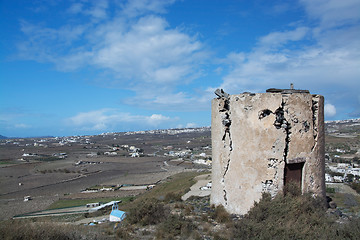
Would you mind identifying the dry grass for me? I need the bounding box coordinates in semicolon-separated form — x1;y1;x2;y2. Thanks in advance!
2;172;360;240
127;198;168;226
211;205;231;223
0;219;105;240
119;171;204;211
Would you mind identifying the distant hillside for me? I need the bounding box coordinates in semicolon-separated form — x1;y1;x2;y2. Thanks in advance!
0;135;8;139
325;118;360;136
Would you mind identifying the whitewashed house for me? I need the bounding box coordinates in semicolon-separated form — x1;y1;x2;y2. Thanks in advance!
325;173;333;182
130;152;139;157
109;202;126;222
333;175;344;183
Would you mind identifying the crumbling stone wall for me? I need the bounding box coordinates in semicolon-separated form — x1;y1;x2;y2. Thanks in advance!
211;90;325;215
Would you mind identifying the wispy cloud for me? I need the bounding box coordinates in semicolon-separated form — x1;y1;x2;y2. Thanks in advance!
85;1;109;20
14;123;31;129
66;108;177;132
300;0;360;28
120;0;176;18
17;0;206;111
0;112;31;130
258;27;309;48
67;3;83;14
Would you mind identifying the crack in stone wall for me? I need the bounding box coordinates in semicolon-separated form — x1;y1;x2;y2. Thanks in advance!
258;99;295;163
219;97;232;205
258;97;292;197
311;97;319;152
273;99;291;163
258;99;293;198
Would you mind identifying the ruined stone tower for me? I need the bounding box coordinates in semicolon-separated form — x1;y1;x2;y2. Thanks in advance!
211;88;325;215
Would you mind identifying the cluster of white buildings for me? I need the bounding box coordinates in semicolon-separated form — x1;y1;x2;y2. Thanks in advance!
75;160;103;165
163;144;212;166
326;163;360;183
104;151;118;156
1;135;98;148
165;149;192;158
124;127;211;136
120;145;143;157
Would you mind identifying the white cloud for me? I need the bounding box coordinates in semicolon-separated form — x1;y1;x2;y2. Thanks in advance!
18;21;88;63
92;15;202;85
176;122;200;129
67;3;83;14
14;123;31;129
146;114;171;125
18;1;205;109
0;110;33;130
186;123;197;128
67;109;176;131
258;27;309;48
120;0;175;18
125;90;212;111
216;0;360;119
324;103;336;117
300;0;360;28
85;1;109;20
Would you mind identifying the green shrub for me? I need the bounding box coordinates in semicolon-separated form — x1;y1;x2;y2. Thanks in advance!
211;205;231;223
230;191;360;240
164;191;182;203
350;182;360;194
326;187;336;193
184;205;194;215
127;198;167;226
156;214;195;239
283;180;301;196
115;224;134;240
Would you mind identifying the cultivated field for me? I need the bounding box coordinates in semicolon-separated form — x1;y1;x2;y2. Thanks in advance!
0;129;211;220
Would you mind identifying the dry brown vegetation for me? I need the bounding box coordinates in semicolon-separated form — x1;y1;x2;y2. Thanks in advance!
1;172;360;239
0;220;107;240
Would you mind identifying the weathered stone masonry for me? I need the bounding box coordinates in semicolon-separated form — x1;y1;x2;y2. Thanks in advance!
211;89;326;215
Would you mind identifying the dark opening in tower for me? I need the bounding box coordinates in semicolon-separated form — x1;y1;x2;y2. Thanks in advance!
284;162;304;194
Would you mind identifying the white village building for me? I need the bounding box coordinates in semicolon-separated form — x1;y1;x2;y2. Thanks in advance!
109;202;126;222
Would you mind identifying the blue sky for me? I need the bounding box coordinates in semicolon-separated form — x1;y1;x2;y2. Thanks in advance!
1;0;359;137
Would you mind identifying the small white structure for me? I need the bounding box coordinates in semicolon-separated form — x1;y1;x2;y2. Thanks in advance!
109;202;126;222
199;153;206;158
325;173;333;183
333;175;344;183
130;152;139;158
200;182;212;190
146;184;156;190
89;200;120;212
24;196;32;201
104;151;117;156
86;202;100;208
